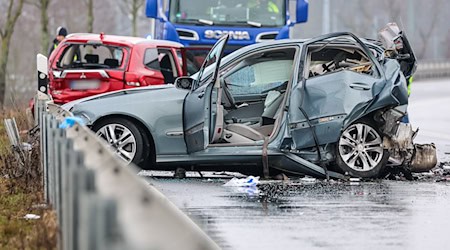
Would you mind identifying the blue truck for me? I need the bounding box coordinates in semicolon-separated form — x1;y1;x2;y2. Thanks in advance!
145;0;308;56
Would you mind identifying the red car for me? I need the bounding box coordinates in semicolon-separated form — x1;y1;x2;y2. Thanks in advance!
47;33;198;104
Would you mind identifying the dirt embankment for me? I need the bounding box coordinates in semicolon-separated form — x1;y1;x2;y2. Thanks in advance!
0;107;57;249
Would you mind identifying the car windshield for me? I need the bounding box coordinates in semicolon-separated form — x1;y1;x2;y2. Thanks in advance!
57;43;129;70
170;0;285;27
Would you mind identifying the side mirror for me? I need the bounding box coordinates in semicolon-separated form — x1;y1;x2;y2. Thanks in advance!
175;76;194;90
145;0;158;18
296;0;308;24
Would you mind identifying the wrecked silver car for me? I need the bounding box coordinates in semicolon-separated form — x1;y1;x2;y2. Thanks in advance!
63;23;436;179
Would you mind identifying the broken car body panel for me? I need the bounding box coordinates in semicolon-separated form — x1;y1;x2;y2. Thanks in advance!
64;24;436;178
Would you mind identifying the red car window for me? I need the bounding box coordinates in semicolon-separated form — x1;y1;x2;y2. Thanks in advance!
143;48;179;78
57;43;129;70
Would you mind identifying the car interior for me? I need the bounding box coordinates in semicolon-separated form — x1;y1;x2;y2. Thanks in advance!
208;47;297;145
57;44;124;69
305;44;376;79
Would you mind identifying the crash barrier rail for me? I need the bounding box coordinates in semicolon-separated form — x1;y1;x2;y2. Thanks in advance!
36;99;220;250
415;61;450;80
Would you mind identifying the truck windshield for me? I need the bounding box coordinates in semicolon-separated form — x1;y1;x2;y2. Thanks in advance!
169;0;285;27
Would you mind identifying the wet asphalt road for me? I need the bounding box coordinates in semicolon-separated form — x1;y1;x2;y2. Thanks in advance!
147;178;450;250
143;79;450;249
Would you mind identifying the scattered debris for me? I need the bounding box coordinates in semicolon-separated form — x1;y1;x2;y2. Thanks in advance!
174;168;186;179
223;176;259;187
349;178;360;185
58;116;85;129
24;214;41;220
300;177;316;184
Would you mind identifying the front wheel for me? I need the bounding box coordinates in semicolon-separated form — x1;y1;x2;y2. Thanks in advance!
336;121;388;178
92;118;149;169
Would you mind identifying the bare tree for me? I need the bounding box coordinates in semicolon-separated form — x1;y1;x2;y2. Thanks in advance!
83;0;94;33
0;0;25;107
115;0;145;36
28;0;51;54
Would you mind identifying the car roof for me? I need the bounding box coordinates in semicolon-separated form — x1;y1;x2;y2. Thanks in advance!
64;33;184;48
228;37;380;55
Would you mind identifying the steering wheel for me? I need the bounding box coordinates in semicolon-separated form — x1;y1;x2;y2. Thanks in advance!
221;78;237;109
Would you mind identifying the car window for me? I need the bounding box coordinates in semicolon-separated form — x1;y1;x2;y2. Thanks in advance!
193;35;228;90
144;48;178;78
305;45;378;78
57;44;127;69
176;49;201;76
224;48;296;96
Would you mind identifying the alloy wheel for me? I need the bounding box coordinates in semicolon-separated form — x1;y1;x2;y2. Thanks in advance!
96;123;137;163
338;123;384;172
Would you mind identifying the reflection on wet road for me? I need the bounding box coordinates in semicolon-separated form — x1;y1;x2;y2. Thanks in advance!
148;178;450;250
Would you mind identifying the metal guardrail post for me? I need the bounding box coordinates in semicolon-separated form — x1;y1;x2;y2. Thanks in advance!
47;118;57;205
66;151;86;250
54;129;65;223
40;103;220;250
4;118;20;148
60;138;74;250
66;123;220;250
98;199;124;250
53;128;65;250
41;112;49;202
3;118;23;170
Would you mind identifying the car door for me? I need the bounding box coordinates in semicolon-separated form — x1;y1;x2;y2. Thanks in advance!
378;23;416;79
140;47;180;85
288;33;385;150
50;43;130;103
223;50;296;125
183;35;229;153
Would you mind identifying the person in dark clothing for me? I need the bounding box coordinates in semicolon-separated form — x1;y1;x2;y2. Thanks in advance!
48;26;68;56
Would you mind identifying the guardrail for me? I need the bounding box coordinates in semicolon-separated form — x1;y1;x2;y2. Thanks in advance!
414;61;450;80
35;98;220;250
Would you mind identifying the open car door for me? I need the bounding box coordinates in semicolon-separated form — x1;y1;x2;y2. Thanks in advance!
378;23;417;79
183;35;229;153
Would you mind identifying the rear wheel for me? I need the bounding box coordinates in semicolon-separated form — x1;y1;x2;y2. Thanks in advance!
336;121;388;178
92;118;149;169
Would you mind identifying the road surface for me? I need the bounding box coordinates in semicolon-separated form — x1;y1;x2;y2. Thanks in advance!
144;78;450;250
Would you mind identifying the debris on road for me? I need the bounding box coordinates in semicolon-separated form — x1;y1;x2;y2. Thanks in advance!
300;177;316;184
349;178;361;185
223;176;259;187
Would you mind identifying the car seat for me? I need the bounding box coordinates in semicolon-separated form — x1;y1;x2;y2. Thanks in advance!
85;54;99;64
104;58;119;68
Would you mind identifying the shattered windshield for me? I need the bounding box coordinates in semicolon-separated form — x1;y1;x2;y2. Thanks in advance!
169;0;285;27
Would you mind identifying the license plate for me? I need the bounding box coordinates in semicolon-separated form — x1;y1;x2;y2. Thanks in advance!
70;80;100;90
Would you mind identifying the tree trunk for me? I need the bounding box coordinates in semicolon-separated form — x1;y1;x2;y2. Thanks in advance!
40;0;50;54
132;0;138;36
87;0;94;33
0;36;11;107
0;0;25;108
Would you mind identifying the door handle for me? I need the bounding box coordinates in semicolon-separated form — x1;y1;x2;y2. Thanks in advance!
198;91;205;98
349;83;370;91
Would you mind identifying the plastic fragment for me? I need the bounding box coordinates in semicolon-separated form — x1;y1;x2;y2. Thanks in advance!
24;214;41;220
59;117;85;129
223;176;260;187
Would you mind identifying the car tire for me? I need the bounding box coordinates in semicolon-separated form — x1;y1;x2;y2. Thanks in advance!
92;117;149;169
335;120;388;178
